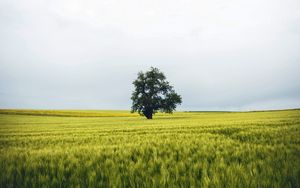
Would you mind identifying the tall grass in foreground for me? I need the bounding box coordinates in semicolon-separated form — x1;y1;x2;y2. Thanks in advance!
0;109;300;187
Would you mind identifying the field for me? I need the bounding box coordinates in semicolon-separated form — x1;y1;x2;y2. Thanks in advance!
0;109;300;187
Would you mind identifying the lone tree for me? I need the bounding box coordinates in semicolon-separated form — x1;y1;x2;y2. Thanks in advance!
131;67;182;119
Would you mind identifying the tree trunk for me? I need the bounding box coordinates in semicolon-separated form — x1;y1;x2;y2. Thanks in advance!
147;113;153;119
143;109;153;119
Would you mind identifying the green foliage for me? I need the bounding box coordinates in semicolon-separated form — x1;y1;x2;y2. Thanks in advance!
0;109;300;187
131;67;182;119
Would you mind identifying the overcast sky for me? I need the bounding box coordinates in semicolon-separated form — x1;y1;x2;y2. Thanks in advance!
1;0;300;111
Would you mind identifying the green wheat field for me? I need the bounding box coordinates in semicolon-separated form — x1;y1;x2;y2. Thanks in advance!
0;109;300;187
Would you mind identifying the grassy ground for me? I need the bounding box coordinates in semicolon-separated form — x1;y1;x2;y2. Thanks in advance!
0;109;299;187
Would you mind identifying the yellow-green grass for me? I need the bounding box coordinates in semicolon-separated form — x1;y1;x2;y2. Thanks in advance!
0;109;139;117
0;109;300;187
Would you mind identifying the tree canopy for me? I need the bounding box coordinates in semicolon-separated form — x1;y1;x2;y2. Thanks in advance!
131;67;182;119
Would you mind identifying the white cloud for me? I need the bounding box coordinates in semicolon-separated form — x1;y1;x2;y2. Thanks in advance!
0;0;300;110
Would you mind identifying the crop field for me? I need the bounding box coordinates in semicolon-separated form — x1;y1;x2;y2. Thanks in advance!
0;109;300;187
